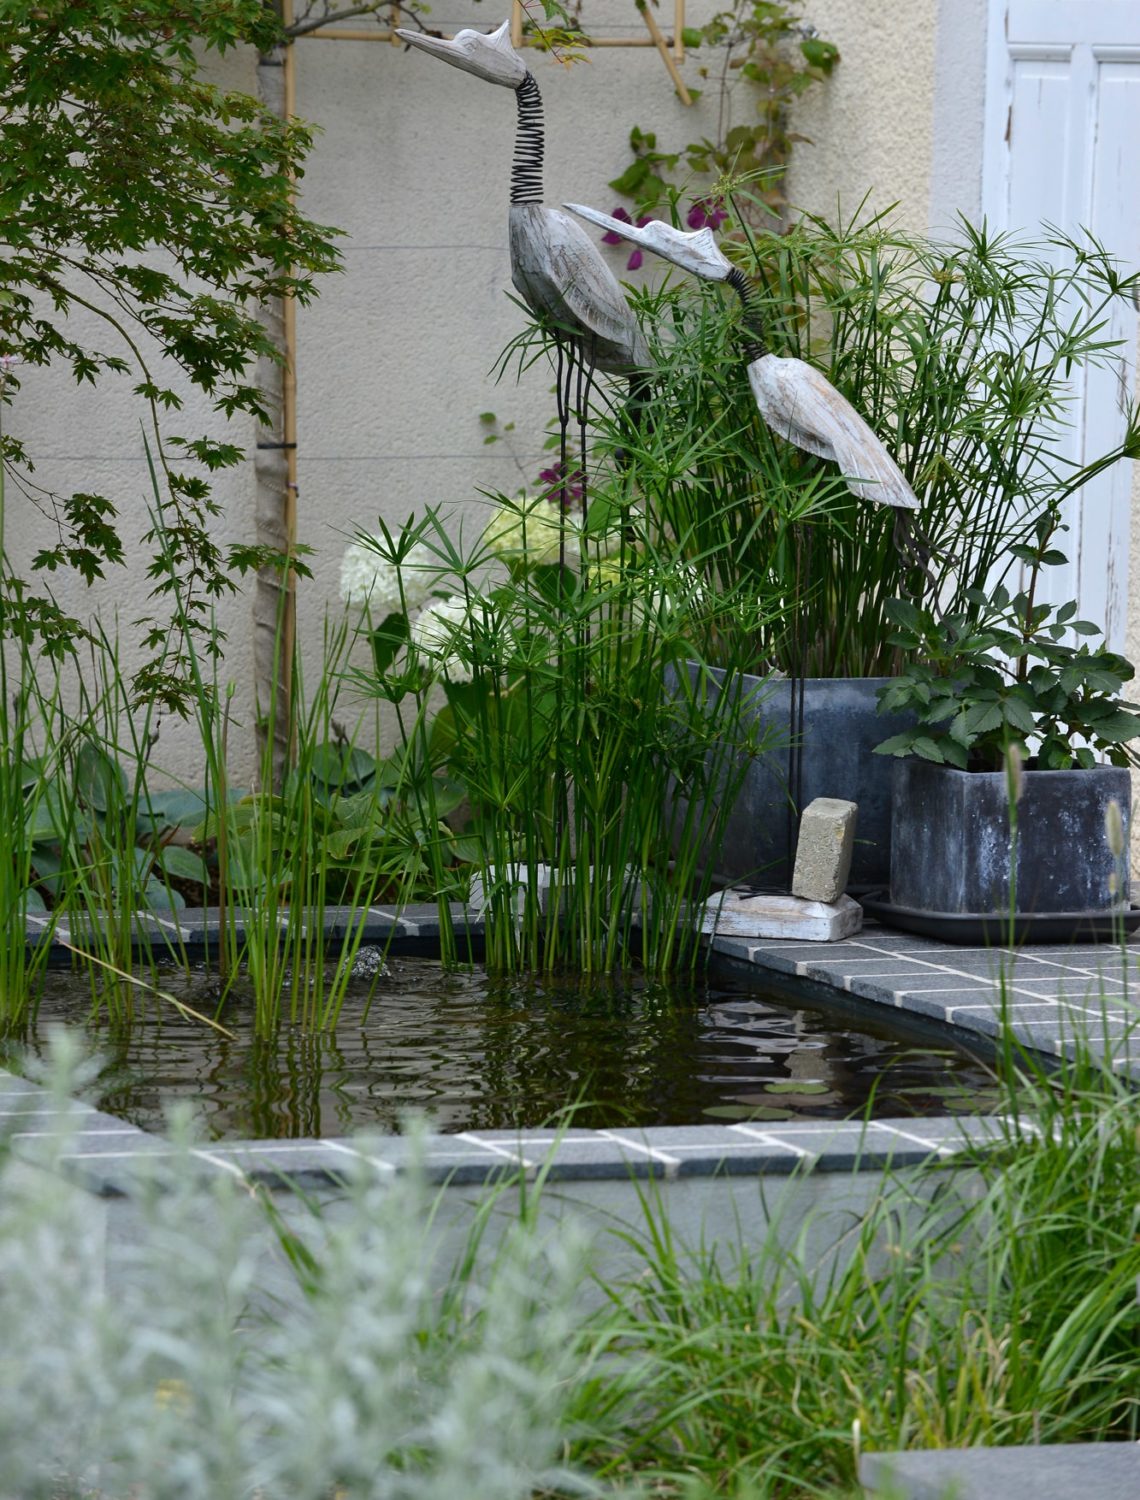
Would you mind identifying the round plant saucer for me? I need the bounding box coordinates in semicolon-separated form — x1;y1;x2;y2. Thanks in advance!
859;891;1140;946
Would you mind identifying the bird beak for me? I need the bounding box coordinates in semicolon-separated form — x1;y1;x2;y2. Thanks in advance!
395;29;458;64
395;21;526;88
563;204;735;282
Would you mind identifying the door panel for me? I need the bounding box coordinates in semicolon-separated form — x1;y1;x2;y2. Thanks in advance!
983;1;1140;647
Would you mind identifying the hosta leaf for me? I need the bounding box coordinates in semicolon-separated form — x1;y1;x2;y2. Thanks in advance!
139;878;186;914
76;740;127;813
136;788;213;833
153;846;210;886
309;742;377;790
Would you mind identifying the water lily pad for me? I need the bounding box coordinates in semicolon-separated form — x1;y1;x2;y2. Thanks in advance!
701;1103;795;1122
764;1081;830;1095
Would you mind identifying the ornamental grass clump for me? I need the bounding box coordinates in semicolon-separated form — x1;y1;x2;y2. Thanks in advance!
343;494;781;975
559;1038;1140;1496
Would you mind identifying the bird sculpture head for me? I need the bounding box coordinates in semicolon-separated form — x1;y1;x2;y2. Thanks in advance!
395;18;527;89
563;204;735;282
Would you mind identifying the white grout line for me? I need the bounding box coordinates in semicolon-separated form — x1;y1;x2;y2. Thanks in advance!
728;1125;816;1160
11;1128;142;1140
457;1132;537;1172
320;1140;396;1175
599;1130;681;1175
189;1149;248;1179
875;1122;956;1158
58;1150;172;1160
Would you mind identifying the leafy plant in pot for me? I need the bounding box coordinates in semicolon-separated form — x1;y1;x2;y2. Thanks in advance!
597;208;1140;890
870;575;1140;941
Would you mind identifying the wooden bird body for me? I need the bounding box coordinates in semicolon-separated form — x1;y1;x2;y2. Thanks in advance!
564;203;919;510
747;356;917;510
397;21;649;374
508;203;650;371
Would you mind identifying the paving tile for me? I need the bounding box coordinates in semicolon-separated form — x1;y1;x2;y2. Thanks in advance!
860;1441;1140;1500
848;971;993;993
204;1142;364;1188
324;1134;528;1185
894;989;993;1021
711;936;795;971
742;1121;944;1170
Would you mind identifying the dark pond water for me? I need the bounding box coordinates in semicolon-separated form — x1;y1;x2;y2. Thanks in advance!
7;958;1001;1139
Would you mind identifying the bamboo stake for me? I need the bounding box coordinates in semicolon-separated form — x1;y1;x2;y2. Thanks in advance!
674;0;685;62
281;0;299;768
511;0;523;50
637;0;692;104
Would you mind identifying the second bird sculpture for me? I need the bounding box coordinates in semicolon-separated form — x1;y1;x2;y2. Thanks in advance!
564;205;919;515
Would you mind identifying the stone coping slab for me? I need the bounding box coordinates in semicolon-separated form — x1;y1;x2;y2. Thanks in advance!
860;1442;1140;1499
8;902;1140;1196
0;1063;1011;1196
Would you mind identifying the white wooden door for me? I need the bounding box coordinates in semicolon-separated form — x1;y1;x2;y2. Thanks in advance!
983;0;1140;648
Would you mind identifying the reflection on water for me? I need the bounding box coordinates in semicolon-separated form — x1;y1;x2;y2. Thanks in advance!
7;959;1001;1139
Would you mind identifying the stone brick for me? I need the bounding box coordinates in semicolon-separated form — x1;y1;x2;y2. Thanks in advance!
791;797;858;902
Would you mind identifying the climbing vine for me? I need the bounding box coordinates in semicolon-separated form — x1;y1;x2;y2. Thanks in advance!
610;1;839;228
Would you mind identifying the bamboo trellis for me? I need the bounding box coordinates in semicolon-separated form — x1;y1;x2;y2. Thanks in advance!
299;3;693;102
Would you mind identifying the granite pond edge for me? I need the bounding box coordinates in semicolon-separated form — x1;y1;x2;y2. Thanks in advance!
5;902;1139;1197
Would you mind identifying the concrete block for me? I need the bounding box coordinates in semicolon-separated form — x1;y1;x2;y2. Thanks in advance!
792;797;858;902
698;890;863;941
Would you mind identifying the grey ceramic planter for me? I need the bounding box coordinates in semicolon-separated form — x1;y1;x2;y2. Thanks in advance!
671;670;914;891
889;758;1131;916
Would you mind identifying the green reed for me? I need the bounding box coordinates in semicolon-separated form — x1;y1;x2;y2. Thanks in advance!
357;491;785;977
606;207;1140;677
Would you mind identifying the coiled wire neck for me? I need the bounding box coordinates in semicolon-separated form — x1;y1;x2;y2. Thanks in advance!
727;267;767;362
510;72;544;204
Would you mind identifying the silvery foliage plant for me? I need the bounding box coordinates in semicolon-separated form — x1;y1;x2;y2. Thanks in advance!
0;1034;601;1499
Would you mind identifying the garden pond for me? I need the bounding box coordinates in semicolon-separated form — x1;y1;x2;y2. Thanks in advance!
6;957;1001;1138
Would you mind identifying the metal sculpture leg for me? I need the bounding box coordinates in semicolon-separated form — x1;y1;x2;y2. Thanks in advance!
892;509;940;602
574;335;597;528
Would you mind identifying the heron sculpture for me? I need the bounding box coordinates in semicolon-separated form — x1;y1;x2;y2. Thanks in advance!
563;206;920;517
396;20;650;516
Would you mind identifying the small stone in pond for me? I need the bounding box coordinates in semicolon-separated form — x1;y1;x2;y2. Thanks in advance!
792;797;858;904
351;947;390;980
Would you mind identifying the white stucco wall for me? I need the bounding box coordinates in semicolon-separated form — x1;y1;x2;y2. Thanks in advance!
5;0;1137;798
6;1;955;785
784;0;939;234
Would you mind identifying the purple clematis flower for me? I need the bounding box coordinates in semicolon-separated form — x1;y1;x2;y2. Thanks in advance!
599;207;653;271
686;197;728;232
537;461;585;511
601;206;632;245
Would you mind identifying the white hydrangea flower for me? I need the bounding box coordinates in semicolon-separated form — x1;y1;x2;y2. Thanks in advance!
411;595;481;683
340;538;436;613
482;496;582;567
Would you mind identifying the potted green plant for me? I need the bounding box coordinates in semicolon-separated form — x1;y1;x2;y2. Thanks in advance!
614;211;1140;891
869;579;1140;942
